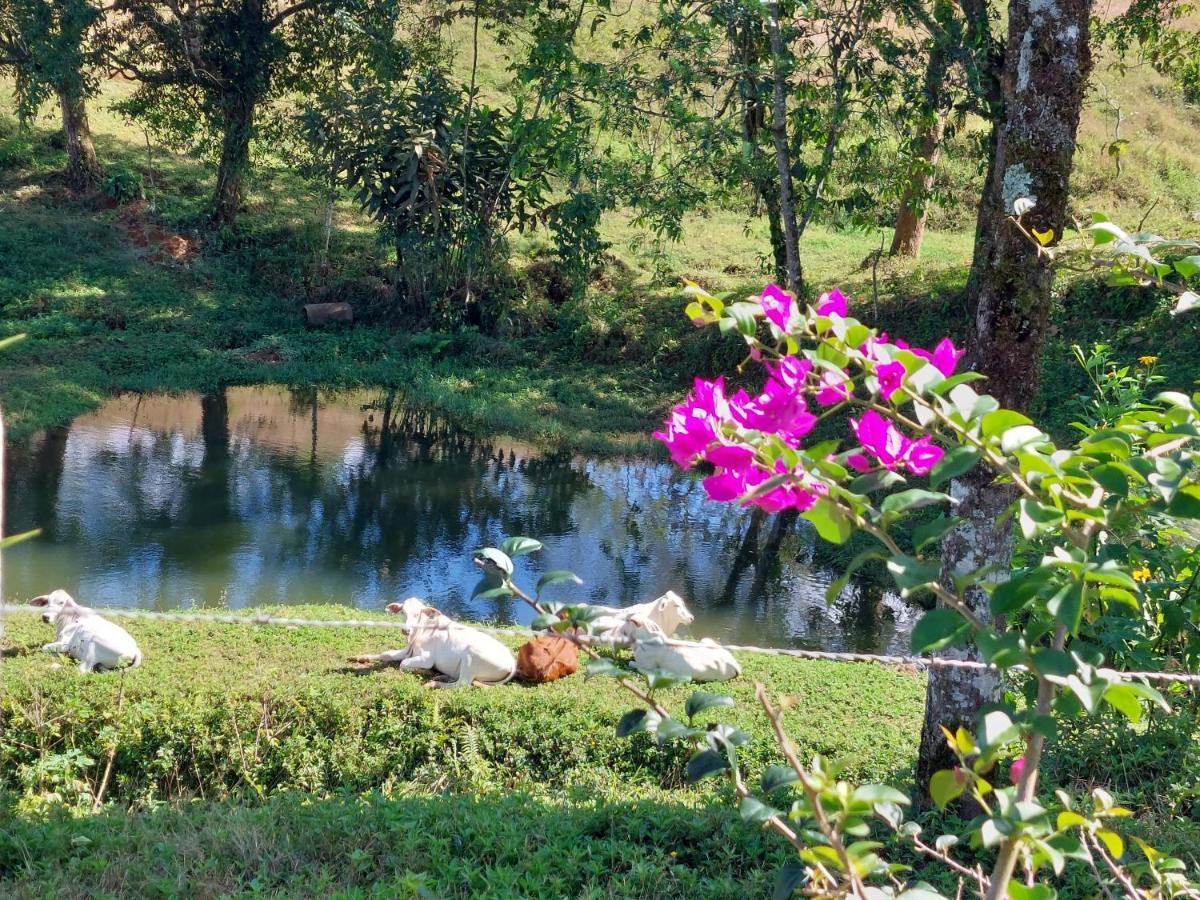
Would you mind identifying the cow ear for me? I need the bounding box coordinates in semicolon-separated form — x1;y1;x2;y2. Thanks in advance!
30;595;49;607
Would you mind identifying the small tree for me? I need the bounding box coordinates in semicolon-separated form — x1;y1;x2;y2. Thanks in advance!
105;0;384;228
0;0;104;187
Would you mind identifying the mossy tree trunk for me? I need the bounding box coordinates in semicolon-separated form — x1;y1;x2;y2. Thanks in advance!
212;91;256;229
915;0;1093;802
58;87;102;189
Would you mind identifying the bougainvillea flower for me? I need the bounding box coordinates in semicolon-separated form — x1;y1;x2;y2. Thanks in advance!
702;465;768;502
914;338;965;377
849;409;911;470
815;371;853;407
765;355;811;389
653;377;730;467
705;443;755;468
816;288;847;317
760;284;795;332
904;436;944;475
731;379;817;442
876;361;906;401
1009;756;1026;785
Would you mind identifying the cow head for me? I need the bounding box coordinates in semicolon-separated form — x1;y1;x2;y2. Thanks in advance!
653;591;694;634
29;589;81;626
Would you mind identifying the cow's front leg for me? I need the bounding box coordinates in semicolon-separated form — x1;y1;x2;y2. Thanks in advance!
348;647;410;664
41;640;69;655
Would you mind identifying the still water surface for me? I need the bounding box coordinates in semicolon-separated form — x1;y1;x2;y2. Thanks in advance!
3;388;919;652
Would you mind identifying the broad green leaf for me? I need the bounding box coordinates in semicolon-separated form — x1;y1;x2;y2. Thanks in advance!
1001;425;1047;454
982;409;1033;438
474;547;514;575
1018;499;1064;539
685;691;735;722
1057;810;1087;830
825;550;886;605
1173;255;1200;279
1007;882;1056;900
912;515;956;552
803;498;852;544
655;717;695;745
585;658;623;679
929;445;981;489
499;536;543;558
616;709;656;737
1046;584;1083;633
761;764;800;794
852;784;911;806
911;609;969;653
773;861;808;900
644;668;691;691
739;796;780;824
1168;484;1200;518
686;748;730;783
928;769;965;810
881;489;952;516
888;554;941;596
537;570;583;593
478;586;515;600
1101;683;1145;723
1097;829;1125;859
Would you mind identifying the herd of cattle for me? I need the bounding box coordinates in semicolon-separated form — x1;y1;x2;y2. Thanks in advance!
25;589;743;686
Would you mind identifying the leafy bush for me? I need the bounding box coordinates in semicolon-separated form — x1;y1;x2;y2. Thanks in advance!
101;166;144;204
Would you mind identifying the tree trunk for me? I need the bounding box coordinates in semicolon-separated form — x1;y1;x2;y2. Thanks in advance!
212;93;256;229
889;40;949;258
58;88;102;189
915;0;1093;803
764;1;802;295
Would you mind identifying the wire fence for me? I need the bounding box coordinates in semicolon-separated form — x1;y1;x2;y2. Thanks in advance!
5;602;1200;685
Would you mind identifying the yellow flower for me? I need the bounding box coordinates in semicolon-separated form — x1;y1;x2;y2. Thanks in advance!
1132;565;1152;583
1138;355;1159;366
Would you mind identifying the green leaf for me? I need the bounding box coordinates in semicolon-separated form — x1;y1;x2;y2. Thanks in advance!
852;784;911;806
685;691;735;722
911;609;969;653
848;469;907;495
929;769;965;810
990;571;1052;617
1101;683;1145;723
1001;425;1047;454
913;515;956;552
477;586;515;600
739;796;780;824
881;489;952;516
980;709;1021;749
1097;829;1125;859
803;498;852;545
585;658;623;680
644;668;691;691
929;446;981;489
615;709;655;737
887;554;941;596
1018;499;1064;540
474;547;514;575
536;570;583;593
1173;255;1200;279
0;528;40;550
761;764;800;794
773;862;808;900
825;550;886;605
1168;485;1200;518
982;409;1034;438
530;612;559;630
686;748;730;783
1046;584;1083;634
655;717;695;744
499;536;543;558
1007;882;1056;900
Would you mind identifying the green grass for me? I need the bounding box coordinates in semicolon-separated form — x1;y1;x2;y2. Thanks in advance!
0;605;921;896
3;607;1199;897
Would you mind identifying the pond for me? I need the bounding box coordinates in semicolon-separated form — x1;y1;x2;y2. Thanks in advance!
2;387;921;653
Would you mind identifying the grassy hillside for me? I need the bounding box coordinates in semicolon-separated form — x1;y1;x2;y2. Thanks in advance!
1;26;1198;449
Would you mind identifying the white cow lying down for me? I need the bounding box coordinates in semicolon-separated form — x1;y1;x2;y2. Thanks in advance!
589;591;695;638
621;618;741;683
31;589;143;674
350;597;517;688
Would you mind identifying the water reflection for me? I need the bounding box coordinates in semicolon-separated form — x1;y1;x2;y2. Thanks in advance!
2;388;919;652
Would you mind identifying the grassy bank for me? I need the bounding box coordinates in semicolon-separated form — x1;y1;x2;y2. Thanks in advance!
2;606;1199;897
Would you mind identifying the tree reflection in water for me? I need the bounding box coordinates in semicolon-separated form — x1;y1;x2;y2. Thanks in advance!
1;388;920;653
